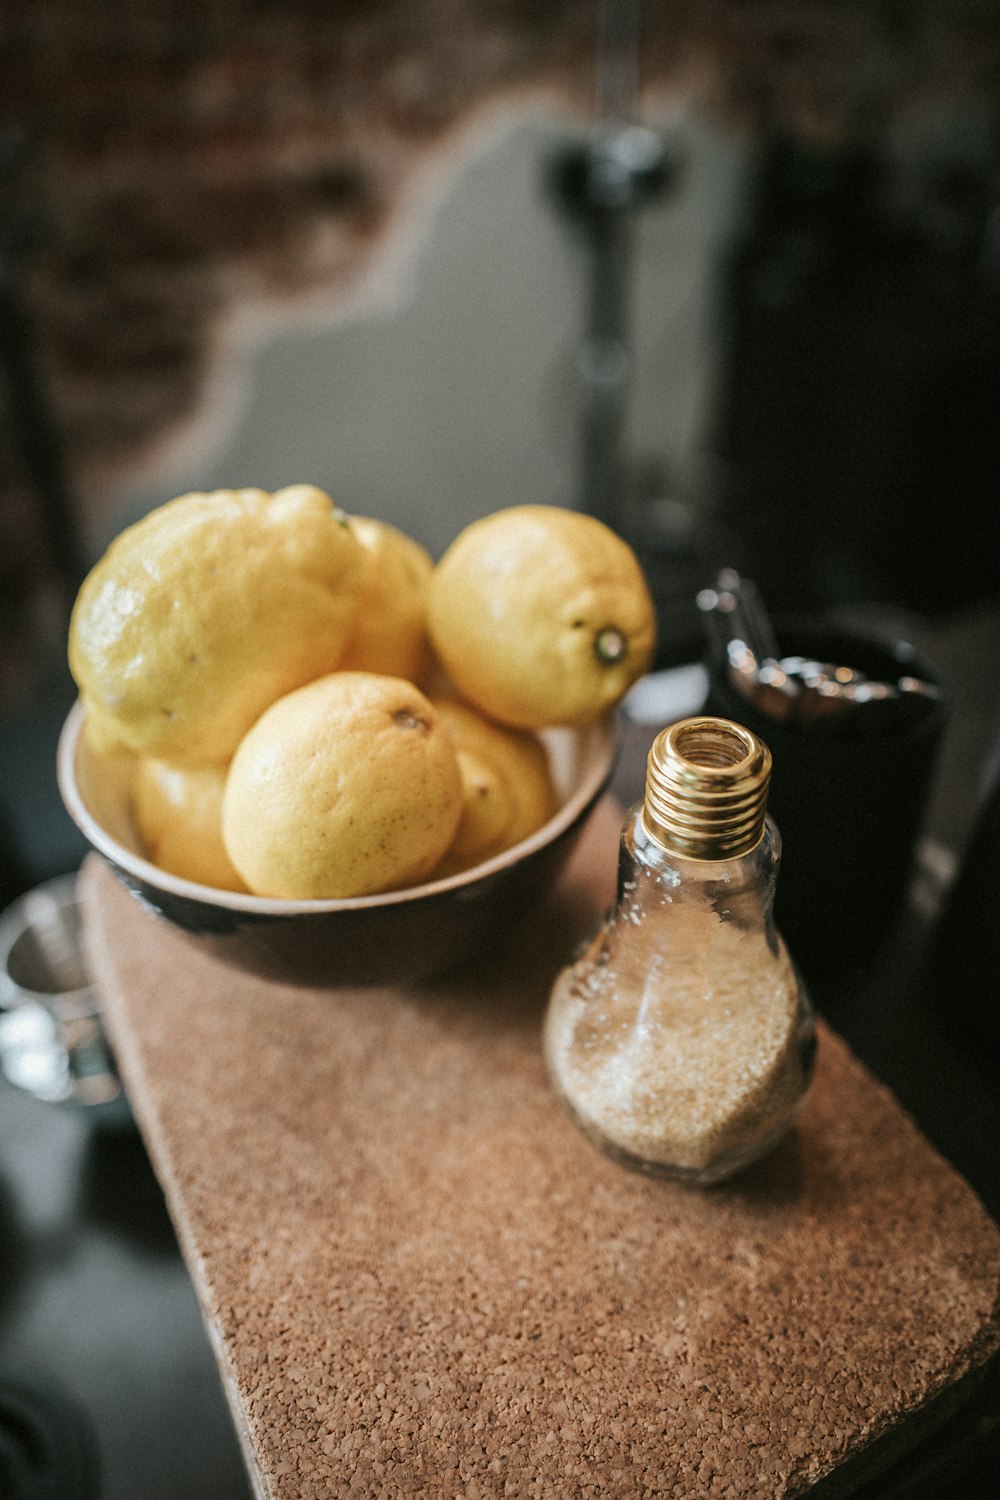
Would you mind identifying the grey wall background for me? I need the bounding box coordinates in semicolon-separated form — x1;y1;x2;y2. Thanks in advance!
114;106;747;559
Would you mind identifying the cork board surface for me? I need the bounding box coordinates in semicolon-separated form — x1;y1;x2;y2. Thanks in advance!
80;801;1000;1500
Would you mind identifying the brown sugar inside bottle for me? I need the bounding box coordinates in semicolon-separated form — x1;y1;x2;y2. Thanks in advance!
544;716;815;1184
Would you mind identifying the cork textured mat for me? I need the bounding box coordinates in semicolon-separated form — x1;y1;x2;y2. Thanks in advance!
80;801;1000;1500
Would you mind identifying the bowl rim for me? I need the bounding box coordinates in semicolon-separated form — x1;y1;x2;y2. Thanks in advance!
57;699;617;914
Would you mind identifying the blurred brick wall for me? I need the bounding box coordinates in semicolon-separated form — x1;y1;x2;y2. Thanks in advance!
0;1;611;692
1;4;604;537
0;0;996;694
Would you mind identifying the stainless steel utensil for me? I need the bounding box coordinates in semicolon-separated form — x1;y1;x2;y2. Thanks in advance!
696;571;942;730
696;571;801;721
0;875;130;1125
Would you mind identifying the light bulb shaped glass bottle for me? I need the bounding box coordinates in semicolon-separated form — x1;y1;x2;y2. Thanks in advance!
544;716;815;1184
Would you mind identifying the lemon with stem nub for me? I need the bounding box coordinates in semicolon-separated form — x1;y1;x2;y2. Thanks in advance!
427;504;656;729
222;673;463;899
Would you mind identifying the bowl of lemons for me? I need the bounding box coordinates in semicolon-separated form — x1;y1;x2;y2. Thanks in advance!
58;489;654;987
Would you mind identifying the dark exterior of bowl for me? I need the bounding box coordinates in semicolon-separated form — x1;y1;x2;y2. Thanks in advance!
101;791;605;987
58;701;615;989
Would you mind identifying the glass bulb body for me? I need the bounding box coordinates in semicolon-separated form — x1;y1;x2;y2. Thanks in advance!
544;718;815;1184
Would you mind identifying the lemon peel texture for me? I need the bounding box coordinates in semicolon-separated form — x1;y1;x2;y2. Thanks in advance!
427;504;656;728
70;485;366;763
222;672;463;899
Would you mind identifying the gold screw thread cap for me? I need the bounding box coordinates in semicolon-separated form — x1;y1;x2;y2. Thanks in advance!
642;716;772;860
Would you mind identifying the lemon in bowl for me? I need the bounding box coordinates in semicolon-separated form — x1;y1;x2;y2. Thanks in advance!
59;494;649;986
57;698;616;988
222;673;464;901
68;484;367;764
427;504;656;729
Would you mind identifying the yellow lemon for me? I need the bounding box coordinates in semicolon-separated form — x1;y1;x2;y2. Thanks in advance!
337;516;434;682
426;504;656;728
69;485;366;764
222;672;463;899
431;696;556;876
133;757;247;892
445;750;516;868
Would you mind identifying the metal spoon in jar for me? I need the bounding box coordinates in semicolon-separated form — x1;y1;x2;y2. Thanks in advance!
696;571;942;728
695;570;802;721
